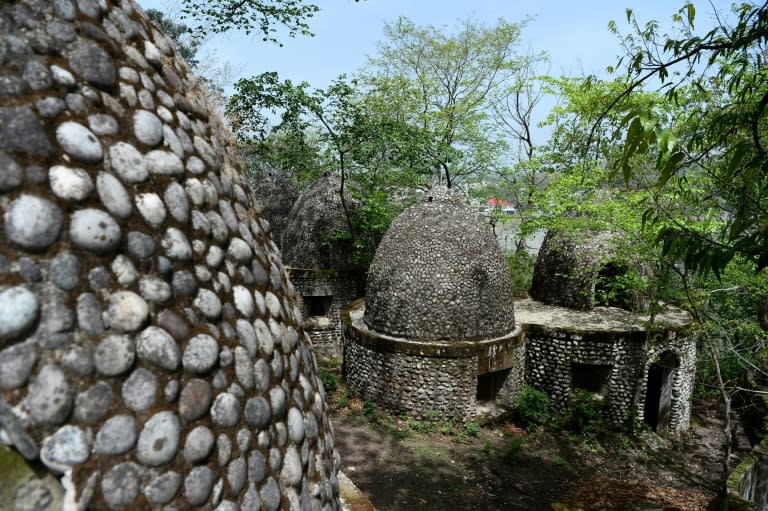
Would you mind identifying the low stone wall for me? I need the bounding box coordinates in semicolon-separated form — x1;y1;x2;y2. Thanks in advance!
342;300;524;422
288;268;362;357
727;435;768;510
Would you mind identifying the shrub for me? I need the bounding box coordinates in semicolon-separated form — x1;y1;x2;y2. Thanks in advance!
318;369;338;393
513;386;551;430
465;422;481;437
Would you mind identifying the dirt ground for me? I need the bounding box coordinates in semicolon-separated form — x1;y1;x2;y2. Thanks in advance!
329;389;754;511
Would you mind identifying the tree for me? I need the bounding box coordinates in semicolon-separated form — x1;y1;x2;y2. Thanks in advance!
364;16;528;188
604;2;768;276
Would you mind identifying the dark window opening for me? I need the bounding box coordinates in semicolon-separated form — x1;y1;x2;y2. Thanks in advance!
595;262;632;310
644;351;679;432
306;295;333;317
477;369;511;401
571;363;612;394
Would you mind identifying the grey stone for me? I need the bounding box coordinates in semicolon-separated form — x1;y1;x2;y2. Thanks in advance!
50;64;75;85
216;433;232;467
205;246;224;268
183;425;215;464
122;367;157;412
236;320;257;358
60;346;95;376
0;343;37;389
36;96;67;117
136;325;180;372
11;479;57;511
269;386;287;420
94;334;134;376
88;266;110;291
68;39;116;90
26;364;72;426
253;359;271;393
19;257;41;282
133;109;163;147
211;392;240;428
244;396;272;429
194;288;221;320
135;192;166;226
227;457;247;496
55;122;103;163
101;462;141;509
146;149;184;176
88;113;119;135
127;231;155;259
96;171;132;218
36;289;75;349
40;425;90;473
94;415;137;455
161;227;192;260
164;181;189;223
219;346;233;367
5;194;62;251
157;256;172;274
65;93;87;114
260;477;281;511
139;276;171;303
108;142;148;183
193;135;219;170
136;410;180;466
76;292;105;336
179;379;212;422
247;449;266;483
0;74;27;96
164;379;179;402
49;251;80;290
69;208;121;254
0;106;52;156
106;291;149;332
182;334;219;373
151;312;185;344
234;347;254;390
74;381;113;423
23;60;52;91
0;151;23;191
184;466;214;507
138;89;154;109
242;483;261;511
144;471;181;505
254;319;274;357
172;270;197;296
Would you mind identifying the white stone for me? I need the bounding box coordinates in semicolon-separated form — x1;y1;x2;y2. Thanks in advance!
69;209;121;254
40;425;90;474
106;291;149;332
49;166;93;201
233;286;254;318
108;142;148;183
186;155;205;175
50;65;75;87
164;181;189;223
227;238;252;263
194;288;222;320
185;178;205;206
145;150;183;176
5;195;63;251
139;276;172;303
133;109;163;147
96;171;132;218
135;193;166;226
0;286;39;341
161;227;192;260
56;122;102;163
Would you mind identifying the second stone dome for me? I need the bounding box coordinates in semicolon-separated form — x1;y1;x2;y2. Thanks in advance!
364;187;516;342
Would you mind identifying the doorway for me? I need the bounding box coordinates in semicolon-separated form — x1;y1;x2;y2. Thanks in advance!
643;351;679;432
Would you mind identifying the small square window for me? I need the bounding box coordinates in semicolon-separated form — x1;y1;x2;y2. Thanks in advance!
571;363;612;394
306;295;333;317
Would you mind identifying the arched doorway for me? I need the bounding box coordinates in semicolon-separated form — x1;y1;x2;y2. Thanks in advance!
644;351;680;432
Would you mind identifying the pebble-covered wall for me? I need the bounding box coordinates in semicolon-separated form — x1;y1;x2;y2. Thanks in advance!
0;1;340;509
281;173;363;356
364;187;516;342
248;170;298;251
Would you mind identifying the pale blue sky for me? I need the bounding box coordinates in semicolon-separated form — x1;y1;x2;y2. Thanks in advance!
138;0;732;141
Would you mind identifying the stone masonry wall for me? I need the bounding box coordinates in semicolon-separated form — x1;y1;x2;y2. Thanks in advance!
495;341;527;407
343;337;478;422
526;327;649;424
0;1;340;509
289;268;362;358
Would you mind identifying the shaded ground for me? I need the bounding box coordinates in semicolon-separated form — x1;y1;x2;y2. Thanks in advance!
327;379;753;511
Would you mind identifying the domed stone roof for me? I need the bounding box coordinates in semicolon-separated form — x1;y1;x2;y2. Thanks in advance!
531;230;641;311
281;173;360;270
248;168;298;246
364;187;515;342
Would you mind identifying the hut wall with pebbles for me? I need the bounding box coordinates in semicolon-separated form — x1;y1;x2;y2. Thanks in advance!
0;1;340;509
248;169;298;251
281;173;363;357
342;188;524;422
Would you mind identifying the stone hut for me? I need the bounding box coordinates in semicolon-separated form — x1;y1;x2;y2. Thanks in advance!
0;2;340;509
248;168;298;249
519;230;696;436
342;187;525;422
282;173;364;357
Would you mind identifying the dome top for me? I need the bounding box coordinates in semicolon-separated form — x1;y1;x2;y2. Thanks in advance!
364;187;515;342
530;230;642;311
281;173;360;270
248;169;298;247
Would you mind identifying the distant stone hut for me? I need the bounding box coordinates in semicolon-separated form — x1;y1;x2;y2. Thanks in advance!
247;169;298;249
521;230;696;436
342;187;524;422
282;173;363;356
